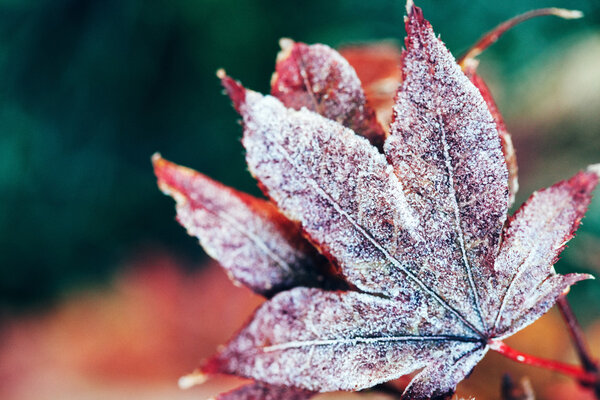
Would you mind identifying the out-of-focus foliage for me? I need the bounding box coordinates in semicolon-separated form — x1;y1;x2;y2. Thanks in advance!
0;254;261;399
0;0;599;312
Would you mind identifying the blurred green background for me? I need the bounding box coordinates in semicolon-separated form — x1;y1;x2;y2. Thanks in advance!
1;0;599;311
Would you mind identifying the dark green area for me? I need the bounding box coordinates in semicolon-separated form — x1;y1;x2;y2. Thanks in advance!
1;0;599;309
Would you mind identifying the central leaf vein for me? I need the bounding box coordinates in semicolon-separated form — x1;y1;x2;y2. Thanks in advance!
263;335;482;352
437;114;487;334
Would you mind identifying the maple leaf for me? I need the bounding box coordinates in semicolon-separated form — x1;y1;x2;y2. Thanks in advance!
462;66;519;207
152;155;338;297
154;1;599;399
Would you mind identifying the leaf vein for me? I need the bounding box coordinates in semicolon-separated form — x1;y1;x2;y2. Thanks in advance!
273;130;484;338
437;114;488;334
263;335;481;352
185;195;293;275
492;193;572;332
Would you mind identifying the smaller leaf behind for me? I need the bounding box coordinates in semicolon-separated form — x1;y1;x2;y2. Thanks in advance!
339;43;402;131
271;39;386;149
152;154;329;297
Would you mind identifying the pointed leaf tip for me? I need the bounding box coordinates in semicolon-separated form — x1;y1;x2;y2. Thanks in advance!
278;37;294;51
552;8;583;19
178;370;207;389
406;0;426;22
218;70;246;113
152;154;197;205
274;38;295;69
404;1;428;37
587;163;600;178
152;154;193;186
151;152;162;165
574;273;594;282
571;169;600;196
152;153;177;185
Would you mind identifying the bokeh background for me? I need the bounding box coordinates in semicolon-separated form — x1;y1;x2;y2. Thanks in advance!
1;0;600;399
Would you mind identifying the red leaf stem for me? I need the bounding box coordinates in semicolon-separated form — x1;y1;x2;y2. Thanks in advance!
490;340;596;385
458;7;583;66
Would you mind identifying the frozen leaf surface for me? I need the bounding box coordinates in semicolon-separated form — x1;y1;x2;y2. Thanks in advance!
203;288;481;392
153;154;328;297
455;6;587;207
486;169;598;337
385;3;510;333
338;41;519;196
237;84;426;302
464;65;519;206
157;2;599;399
271;39;386;148
200;3;599;398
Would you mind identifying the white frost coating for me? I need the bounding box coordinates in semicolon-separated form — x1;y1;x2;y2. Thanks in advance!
201;6;598;399
242;90;484;335
213;288;482;392
155;156;323;296
489;172;596;336
587;163;600;177
402;347;488;400
244;92;418;264
385;9;508;333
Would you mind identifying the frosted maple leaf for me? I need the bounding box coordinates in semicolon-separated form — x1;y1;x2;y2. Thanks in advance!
153;2;599;399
